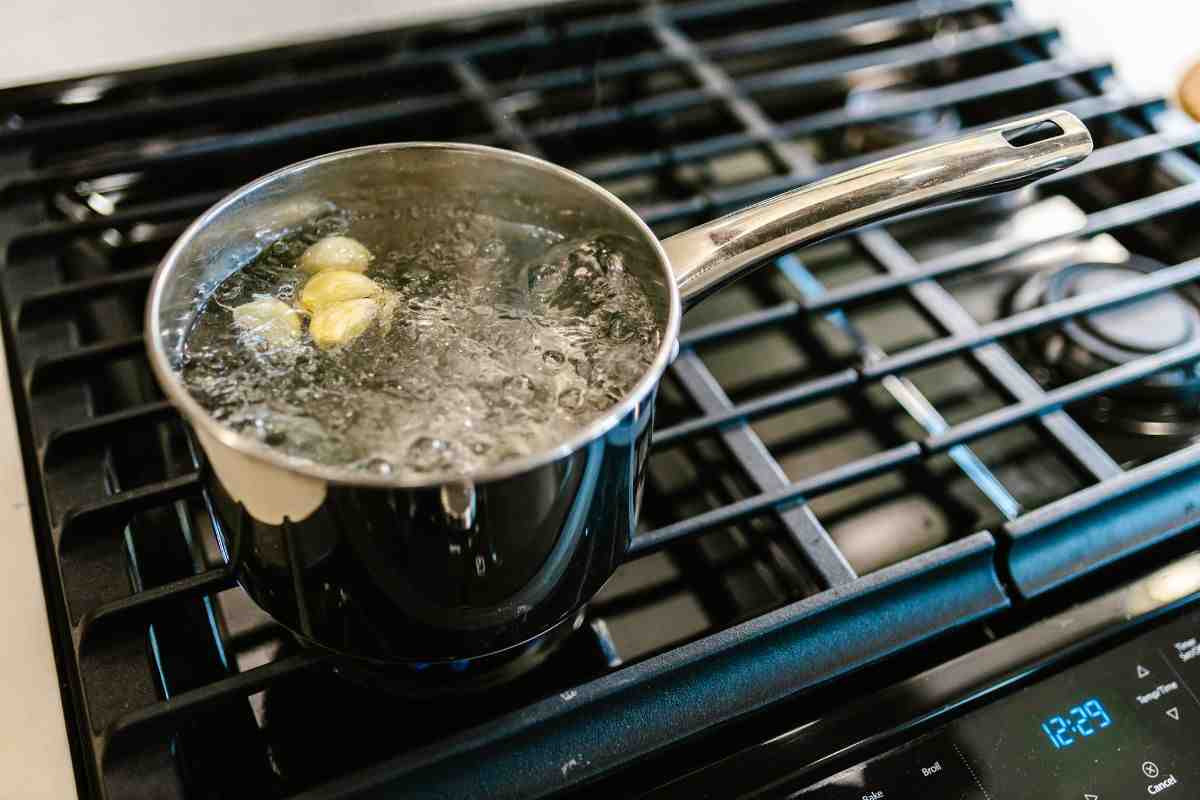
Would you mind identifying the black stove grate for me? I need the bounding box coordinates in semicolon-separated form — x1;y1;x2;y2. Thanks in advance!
4;1;1200;797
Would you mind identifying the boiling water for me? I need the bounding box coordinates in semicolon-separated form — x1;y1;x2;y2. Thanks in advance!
181;207;666;479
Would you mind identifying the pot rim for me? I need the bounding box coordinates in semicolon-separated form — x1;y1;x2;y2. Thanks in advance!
145;141;683;489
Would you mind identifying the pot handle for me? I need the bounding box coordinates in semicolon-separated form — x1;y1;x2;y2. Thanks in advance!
662;110;1092;309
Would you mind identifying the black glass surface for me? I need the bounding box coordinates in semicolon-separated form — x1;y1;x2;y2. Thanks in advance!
790;608;1200;799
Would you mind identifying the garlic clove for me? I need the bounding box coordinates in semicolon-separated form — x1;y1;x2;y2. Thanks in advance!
232;297;301;346
297;235;373;274
300;270;381;313
309;298;379;348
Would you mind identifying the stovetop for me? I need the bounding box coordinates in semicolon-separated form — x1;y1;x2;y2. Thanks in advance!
4;1;1200;798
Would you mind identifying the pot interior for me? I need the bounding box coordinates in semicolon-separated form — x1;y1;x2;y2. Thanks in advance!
147;144;677;483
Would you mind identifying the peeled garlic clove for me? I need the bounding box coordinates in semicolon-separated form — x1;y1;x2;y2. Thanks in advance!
310;298;379;348
300;270;381;313
298;235;372;274
232;297;301;346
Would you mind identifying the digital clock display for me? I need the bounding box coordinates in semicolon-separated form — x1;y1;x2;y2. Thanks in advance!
1040;698;1113;749
791;601;1200;799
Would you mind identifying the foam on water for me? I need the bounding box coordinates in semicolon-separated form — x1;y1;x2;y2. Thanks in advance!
181;207;665;479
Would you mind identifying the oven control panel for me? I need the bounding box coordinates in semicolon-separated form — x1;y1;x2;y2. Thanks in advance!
786;609;1200;799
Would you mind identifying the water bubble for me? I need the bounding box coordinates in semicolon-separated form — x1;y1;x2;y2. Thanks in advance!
557;387;583;410
528;262;565;301
568;244;601;275
478;238;506;261
407;436;453;472
365;457;394;475
589;392;616;411
607;313;635;341
501;374;538;405
542;349;566;368
601;249;624;273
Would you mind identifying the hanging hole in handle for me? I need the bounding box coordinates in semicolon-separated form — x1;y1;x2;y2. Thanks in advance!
1002;119;1066;147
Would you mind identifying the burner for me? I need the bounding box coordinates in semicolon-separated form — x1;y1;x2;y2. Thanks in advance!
833;82;1020;215
838;82;963;157
1009;256;1200;461
326;608;589;698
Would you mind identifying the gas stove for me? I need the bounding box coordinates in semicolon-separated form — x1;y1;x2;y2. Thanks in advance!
5;1;1200;798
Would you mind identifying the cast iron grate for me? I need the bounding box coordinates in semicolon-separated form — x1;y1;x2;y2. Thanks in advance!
2;0;1200;797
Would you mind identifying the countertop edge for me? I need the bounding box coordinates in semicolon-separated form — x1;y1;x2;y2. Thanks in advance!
0;319;77;800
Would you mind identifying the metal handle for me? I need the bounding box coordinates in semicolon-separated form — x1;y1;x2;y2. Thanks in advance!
662;110;1093;309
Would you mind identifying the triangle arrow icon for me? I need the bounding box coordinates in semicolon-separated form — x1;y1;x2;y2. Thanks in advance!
1138;665;1151;678
1168;707;1180;720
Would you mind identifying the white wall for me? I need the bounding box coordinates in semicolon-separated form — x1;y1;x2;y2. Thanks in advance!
0;1;1195;95
1023;0;1198;98
0;1;543;87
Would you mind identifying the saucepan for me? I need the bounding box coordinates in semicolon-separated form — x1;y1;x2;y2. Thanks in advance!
146;111;1091;667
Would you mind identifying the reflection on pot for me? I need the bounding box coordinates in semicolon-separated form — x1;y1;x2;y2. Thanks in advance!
200;392;655;664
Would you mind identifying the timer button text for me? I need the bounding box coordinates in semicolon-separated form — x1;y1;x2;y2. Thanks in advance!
1147;774;1178;795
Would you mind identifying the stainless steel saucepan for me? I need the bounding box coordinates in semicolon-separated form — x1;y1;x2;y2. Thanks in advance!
146;111;1091;667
